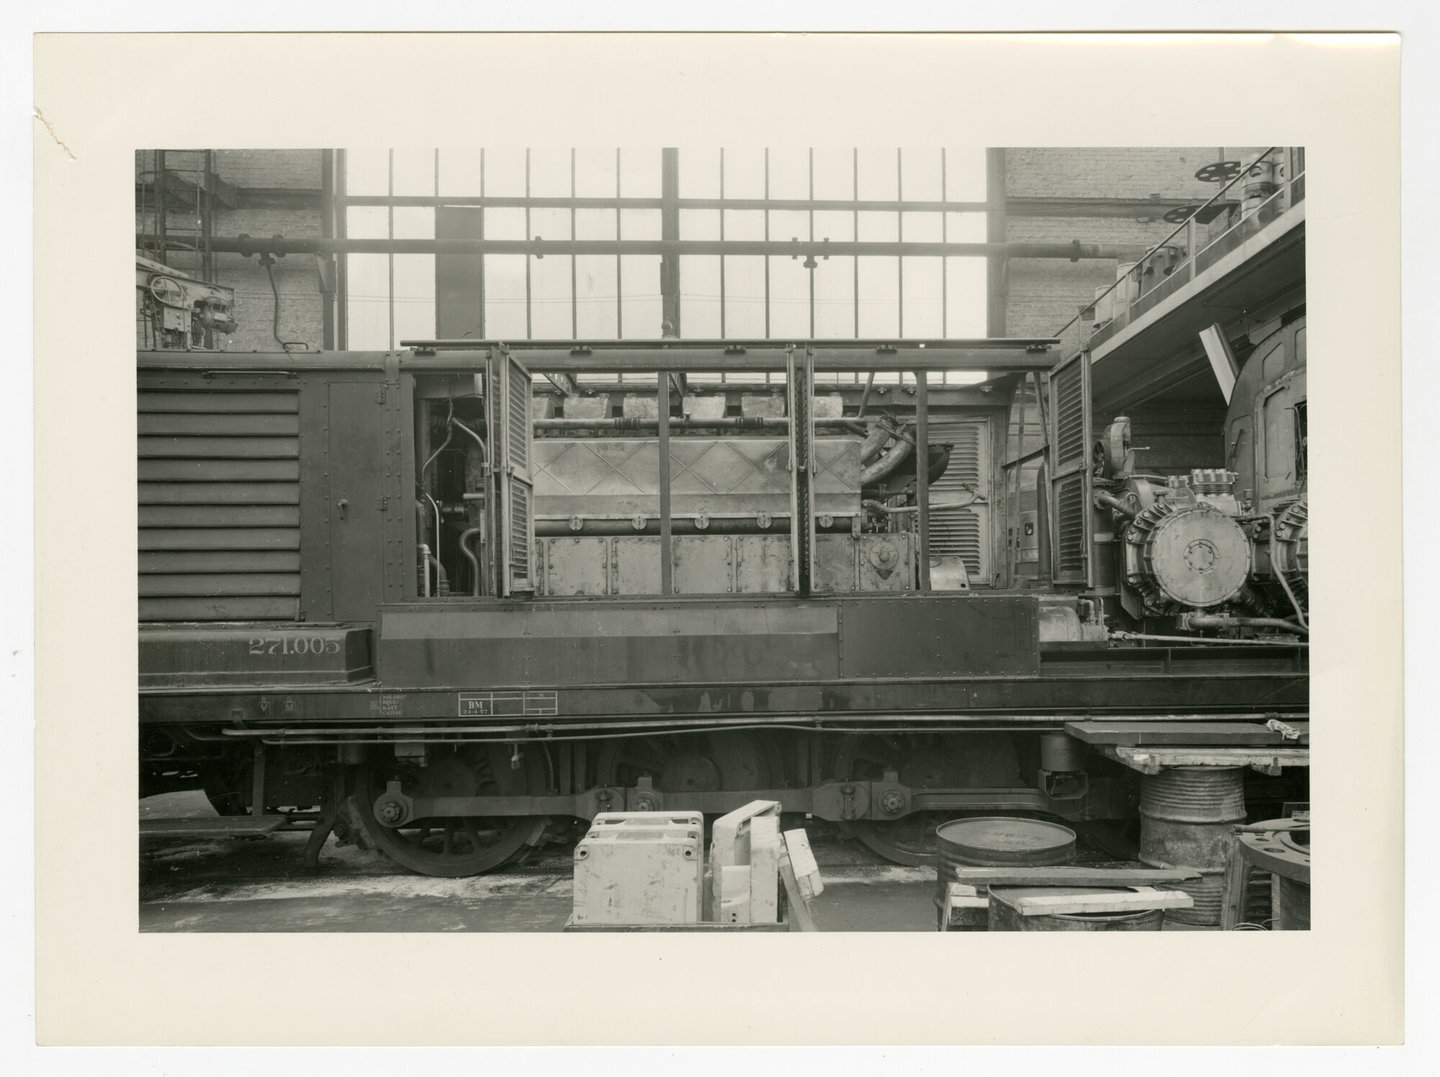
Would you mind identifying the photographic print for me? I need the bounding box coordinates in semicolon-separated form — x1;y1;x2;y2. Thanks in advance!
32;32;1403;1047
135;144;1310;933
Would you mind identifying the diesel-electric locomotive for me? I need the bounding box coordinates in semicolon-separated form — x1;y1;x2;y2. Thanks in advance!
138;323;1308;877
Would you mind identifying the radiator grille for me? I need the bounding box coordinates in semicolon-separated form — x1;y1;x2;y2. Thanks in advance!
929;421;989;581
1052;362;1086;467
1054;473;1087;578
138;390;301;621
508;366;530;470
509;482;532;582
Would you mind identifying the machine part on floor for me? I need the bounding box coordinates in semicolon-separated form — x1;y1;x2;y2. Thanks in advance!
711;800;784;925
1138;766;1246;926
1225;816;1311;930
571;811;704;926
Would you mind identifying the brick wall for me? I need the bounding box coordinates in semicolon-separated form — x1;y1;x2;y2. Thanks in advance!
137;150;327;353
999;148;1264;339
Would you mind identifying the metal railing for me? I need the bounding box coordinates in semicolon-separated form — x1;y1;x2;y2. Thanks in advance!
1053;147;1305;358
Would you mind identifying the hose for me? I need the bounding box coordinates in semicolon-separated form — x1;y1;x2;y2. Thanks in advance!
459;527;485;597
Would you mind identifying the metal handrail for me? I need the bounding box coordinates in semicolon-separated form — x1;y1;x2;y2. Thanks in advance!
1051;147;1287;347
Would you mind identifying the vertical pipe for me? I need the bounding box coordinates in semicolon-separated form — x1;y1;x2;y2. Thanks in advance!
916;369;931;591
335;149;349;350
660;147;681;337
658;371;673;596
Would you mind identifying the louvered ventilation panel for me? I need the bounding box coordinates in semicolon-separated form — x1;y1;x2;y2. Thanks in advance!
929;421;989;582
1052;362;1086;468
509;483;532;582
138;391;301;621
1054;474;1087;578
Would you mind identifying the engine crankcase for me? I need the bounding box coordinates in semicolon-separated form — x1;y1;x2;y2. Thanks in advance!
1125;502;1252;613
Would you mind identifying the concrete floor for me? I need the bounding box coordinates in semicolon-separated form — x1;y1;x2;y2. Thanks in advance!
140;791;941;932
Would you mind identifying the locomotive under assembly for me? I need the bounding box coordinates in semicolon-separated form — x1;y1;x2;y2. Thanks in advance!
138;321;1309;879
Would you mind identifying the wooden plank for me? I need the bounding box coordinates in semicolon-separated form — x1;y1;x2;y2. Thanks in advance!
138;391;299;414
138;412;301;436
139;505;301;529
139;459;301;482
139;528;300;551
950;866;1201;888
140;815;289;838
564;918;786;932
1065;720;1309;747
138;436;300;459
139;550;302;574
139;573;301;598
139;482;299;506
994;888;1194;916
783;828;824;899
139;595;299;621
1100;745;1310;776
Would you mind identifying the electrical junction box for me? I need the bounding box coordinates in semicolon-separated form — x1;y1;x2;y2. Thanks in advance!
571;811;705;925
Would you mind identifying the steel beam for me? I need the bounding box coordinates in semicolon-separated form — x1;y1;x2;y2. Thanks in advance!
137;233;1148;261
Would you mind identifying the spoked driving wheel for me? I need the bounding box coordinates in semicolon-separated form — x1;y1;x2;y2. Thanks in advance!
356;744;549;877
834;731;1024;867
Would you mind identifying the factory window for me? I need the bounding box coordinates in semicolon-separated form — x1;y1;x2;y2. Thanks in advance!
340;148;990;385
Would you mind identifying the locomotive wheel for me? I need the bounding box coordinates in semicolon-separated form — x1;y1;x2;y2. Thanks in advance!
356;744;549;878
833;732;1023;867
594;731;783;805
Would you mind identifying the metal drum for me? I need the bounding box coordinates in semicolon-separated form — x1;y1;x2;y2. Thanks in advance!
988;887;1165;932
1138;767;1246;926
936;816;1077;902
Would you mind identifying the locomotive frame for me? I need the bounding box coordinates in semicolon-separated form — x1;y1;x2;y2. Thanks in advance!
138;333;1309;877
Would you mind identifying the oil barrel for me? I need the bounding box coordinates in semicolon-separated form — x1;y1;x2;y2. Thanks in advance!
1138;767;1246;926
988;886;1165;932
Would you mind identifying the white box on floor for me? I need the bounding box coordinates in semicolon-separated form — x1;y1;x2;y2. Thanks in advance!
571;811;705;925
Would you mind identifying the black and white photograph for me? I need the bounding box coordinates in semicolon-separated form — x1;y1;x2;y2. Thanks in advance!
134;144;1312;934
27;30;1408;1051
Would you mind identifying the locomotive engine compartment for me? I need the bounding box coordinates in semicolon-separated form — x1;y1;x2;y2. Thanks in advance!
138;332;1309;881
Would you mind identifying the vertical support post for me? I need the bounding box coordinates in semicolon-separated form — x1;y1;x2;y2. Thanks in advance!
320;149;336;350
660;147;681;337
915;369;932;591
156;149;168;263
658;371;673;596
985;148;1008;336
335;149;349;350
787;346;815;596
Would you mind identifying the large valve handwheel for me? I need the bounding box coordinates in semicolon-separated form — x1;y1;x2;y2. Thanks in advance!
1194;161;1242;184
